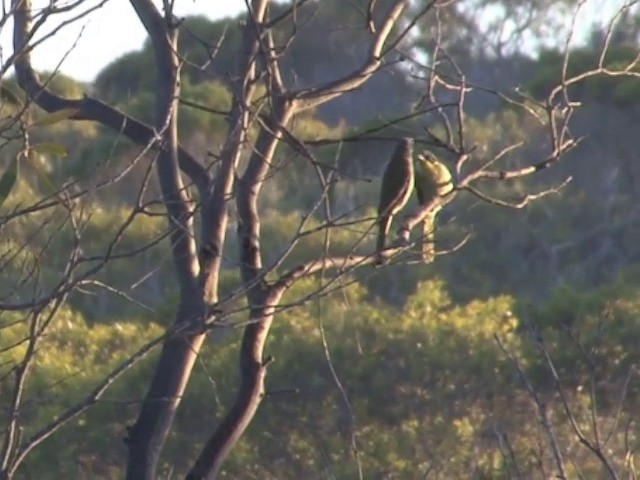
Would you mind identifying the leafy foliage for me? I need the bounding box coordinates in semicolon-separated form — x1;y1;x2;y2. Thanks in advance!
2;4;640;478
0;274;636;478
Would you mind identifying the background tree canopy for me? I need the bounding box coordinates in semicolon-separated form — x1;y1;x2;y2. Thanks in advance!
1;0;639;478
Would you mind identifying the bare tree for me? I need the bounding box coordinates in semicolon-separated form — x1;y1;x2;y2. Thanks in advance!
1;0;639;478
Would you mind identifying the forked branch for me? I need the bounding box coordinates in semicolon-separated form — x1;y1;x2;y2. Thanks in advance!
11;0;210;196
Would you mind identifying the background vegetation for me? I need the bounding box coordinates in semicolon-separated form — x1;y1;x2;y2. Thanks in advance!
1;1;639;477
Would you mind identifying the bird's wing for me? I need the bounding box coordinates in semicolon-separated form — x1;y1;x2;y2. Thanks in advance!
414;162;438;206
378;158;413;215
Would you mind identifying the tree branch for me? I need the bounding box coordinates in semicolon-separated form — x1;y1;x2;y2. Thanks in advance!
123;2;205;479
185;1;423;473
291;0;409;112
11;0;210;197
399;138;580;237
188;65;294;480
197;0;270;305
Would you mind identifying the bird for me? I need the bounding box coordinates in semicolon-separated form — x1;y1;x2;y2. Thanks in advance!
414;150;453;263
376;138;415;261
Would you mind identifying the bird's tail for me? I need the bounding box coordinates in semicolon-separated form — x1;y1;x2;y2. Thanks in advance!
421;211;437;263
376;215;392;263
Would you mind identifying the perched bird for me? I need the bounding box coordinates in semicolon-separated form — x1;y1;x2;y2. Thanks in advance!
414;150;453;263
376;138;415;259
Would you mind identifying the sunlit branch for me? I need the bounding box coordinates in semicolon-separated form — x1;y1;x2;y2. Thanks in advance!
11;0;210;197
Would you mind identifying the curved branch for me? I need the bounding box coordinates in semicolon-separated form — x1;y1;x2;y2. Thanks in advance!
129;0;166;34
399;137;580;236
123;3;206;479
264;0;312;29
9;333;165;477
186;248;387;480
273;251;391;294
466;138;581;183
186;304;275;480
464;176;571;209
186;2;417;464
188;92;295;480
197;0;270;304
11;0;210;197
291;0;409;112
184;3;275;475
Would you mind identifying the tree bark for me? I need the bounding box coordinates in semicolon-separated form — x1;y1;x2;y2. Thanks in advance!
10;1;421;478
186;303;275;480
125;318;206;480
129;1;272;477
124;2;204;478
184;2;414;474
11;0;209;197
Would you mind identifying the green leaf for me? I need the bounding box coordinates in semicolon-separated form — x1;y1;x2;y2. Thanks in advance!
31;108;79;127
0;156;18;208
31;142;69;157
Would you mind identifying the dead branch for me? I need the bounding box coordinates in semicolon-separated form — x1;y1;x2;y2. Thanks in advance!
11;0;210;197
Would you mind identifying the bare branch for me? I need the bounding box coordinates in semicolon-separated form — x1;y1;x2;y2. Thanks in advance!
9;333;165;477
197;0;270;304
291;0;409;112
495;334;568;479
535;335;620;479
464;176;571;209
264;0;312;29
11;0;210;197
